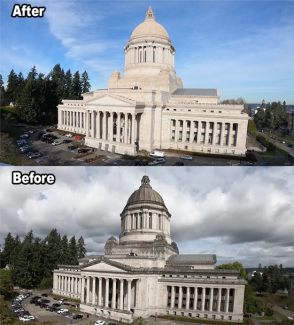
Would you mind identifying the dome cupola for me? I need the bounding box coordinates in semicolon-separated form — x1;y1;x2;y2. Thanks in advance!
119;175;172;244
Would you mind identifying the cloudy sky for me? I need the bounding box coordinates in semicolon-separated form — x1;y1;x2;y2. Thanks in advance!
0;167;293;268
1;0;294;104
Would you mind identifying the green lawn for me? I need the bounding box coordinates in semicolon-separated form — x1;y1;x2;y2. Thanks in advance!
256;316;276;320
275;147;289;158
274;311;287;320
257;151;277;156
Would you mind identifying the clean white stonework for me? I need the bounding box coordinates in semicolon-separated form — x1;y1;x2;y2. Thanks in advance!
57;6;249;157
53;175;246;322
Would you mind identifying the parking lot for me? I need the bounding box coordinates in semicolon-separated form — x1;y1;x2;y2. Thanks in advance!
13;128;293;166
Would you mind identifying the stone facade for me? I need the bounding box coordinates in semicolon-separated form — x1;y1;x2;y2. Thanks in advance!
53;175;246;322
57;6;249;157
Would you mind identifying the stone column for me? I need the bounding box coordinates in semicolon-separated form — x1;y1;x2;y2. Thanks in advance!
130;113;135;144
75;277;78;294
117;112;121;143
92;277;96;305
102;112;107;141
98;277;102;306
183;120;187;143
79;278;82;294
124;114;128;144
217;288;221;312
86;276;90;304
127;280;132;310
228;123;233;147
171;286;175;308
209;288;213;311
175;120;179;141
225;288;229;313
186;287;190;310
178;286;183;309
201;287;205;311
81;277;85;303
220;123;225;147
85;111;89;137
120;279;124;310
96;111;100;139
109;112;114;142
58;276;60;290
112;278;117;309
204;121;209;145
212;122;217;145
193;287;198;310
105;278;109;307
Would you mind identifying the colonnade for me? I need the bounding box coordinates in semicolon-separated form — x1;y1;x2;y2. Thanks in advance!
121;212;170;233
167;286;234;313
170;120;238;147
125;45;175;67
56;275;81;295
60;110;137;145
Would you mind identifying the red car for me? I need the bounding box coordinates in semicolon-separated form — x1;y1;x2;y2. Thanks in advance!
74;136;82;140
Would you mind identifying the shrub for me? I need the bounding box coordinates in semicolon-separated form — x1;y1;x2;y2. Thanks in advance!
38;277;53;289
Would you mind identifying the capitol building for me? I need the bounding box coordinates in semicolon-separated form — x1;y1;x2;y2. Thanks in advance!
57;6;249;157
53;175;246;322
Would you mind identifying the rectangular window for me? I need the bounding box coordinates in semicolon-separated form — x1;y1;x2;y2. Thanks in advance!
172;130;175;140
179;131;182;140
233;123;237;131
208;133;212;143
185;146;188;149
208;148;211;153
180;121;183;127
215;149;219;153
225;123;229;130
172;120;176;126
187;121;191;128
201;122;206;129
186;131;190;140
200;147;203;152
217;123;221;130
223;134;228;145
209;122;213;129
201;132;205;143
194;121;198;128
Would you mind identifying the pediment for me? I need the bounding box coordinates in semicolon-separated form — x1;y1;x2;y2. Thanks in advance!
87;95;134;107
82;261;127;273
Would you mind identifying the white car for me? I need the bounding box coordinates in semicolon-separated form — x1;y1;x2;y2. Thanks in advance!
180;155;192;160
95;321;105;325
52;141;61;145
57;308;68;314
66;133;73;137
19;315;35;322
280;140;285;144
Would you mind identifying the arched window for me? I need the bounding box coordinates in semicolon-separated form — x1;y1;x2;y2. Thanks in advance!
149;213;152;229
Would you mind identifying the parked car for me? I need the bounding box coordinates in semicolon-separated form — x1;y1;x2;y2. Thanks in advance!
180;155;192;160
52;303;61;307
21;148;32;154
43;299;50;303
57;308;68;314
66;133;73;137
68;145;77;150
78;148;88;153
74;136;82;140
46;129;52;132
26;150;39;157
283;306;288;310
244;162;257;166
138;159;148;166
52;141;61;145
73;314;83;319
259;162;273;166
95;321;105;325
46;139;54;144
149;158;165;165
63;139;72;143
150;150;165;157
280;140;285;144
19;315;35;322
29;152;41;159
46;306;53;311
129;159;140;166
173;161;184;166
288;144;294;148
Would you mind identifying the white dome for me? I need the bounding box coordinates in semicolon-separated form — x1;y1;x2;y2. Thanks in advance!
130;20;170;40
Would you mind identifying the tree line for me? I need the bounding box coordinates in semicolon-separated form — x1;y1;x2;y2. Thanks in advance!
0;64;91;124
254;100;288;130
216;261;290;315
0;229;86;288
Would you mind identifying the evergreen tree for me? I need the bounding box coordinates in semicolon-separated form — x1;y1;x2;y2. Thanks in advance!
68;236;78;265
60;235;70;264
30;238;44;286
1;233;15;267
81;71;91;94
64;69;73;99
72;71;82;99
0;74;7;106
77;236;86;259
15;75;38;123
6;69;19;104
12;241;33;287
254;108;266;128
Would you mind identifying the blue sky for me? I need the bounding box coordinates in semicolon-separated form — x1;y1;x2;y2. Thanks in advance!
1;0;294;104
